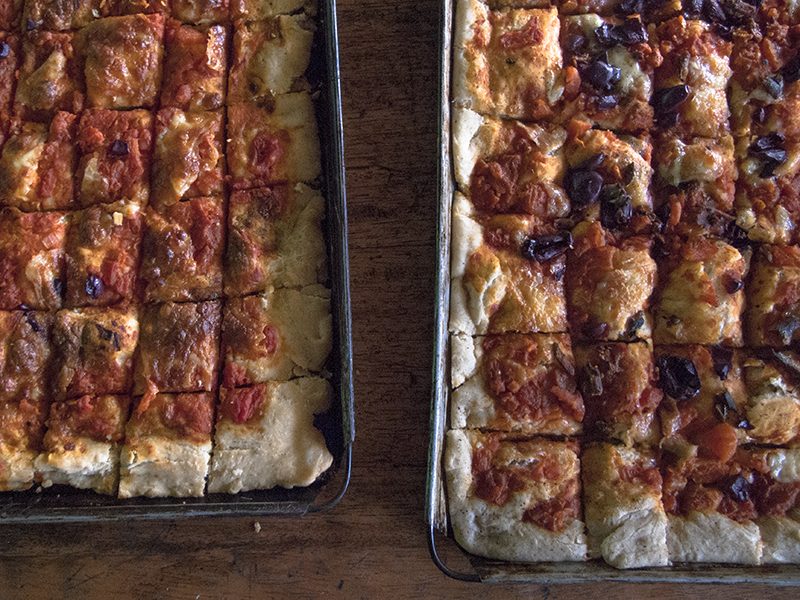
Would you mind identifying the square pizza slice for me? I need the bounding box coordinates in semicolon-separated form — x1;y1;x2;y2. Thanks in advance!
228;15;314;104
134;300;221;398
230;0;317;21
652;133;737;238
160;20;227;112
0;397;48;490
451;107;570;219
79;14;165;110
734;132;800;246
226;94;321;190
0;310;51;405
52;306;139;401
445;429;587;562
138;196;224;302
223;183;327;297
118;391;215;498
566;221;656;342
208;377;333;494
651;17;732;139
76;108;153;208
221;286;331;388
652;235;746;346
0;33;20;115
0;208;67;311
559;14;661;134
741;349;800;446
21;0;102;30
453;2;564;121
171;0;228;24
582;443;668;568
449;192;569;336
751;448;800;564
573;341;662;446
34;394;131;495
14;31;84;121
150;108;224;210
562;122;655;237
64;200;142;308
0;112;76;212
745;244;800;347
450;332;584;435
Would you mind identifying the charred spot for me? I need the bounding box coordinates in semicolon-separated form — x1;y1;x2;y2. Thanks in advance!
580;364;604;397
710;345;733;380
582;319;610;340
53;278;65;300
520;232;572;262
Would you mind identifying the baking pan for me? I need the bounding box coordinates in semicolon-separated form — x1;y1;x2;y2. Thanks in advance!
0;0;354;523
426;0;799;583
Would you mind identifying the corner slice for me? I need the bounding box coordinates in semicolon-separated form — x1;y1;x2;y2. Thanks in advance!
34;394;131;495
582;443;668;568
0;398;48;491
445;429;587;562
751;448;800;564
450;332;583;435
208;377;334;494
118;392;214;498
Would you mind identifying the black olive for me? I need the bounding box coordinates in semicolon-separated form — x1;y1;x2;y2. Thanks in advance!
520;232;572;262
684;0;704;16
723;475;751;502
614;18;648;45
749;133;787;178
624;311;646;339
85;274;104;299
584;57;622;91
657;354;701;399
782;52;800;85
596;94;619;110
552;264;566;281
724;275;743;294
26;18;36;31
710;345;733;380
724;221;750;249
564;33;588;56
752;105;766;124
24;310;41;333
702;0;727;24
599;184;633;229
565;169;604;208
0;43;9;59
651;85;690;117
109;139;130;157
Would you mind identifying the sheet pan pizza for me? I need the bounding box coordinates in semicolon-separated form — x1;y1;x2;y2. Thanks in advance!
0;0;336;498
447;0;800;567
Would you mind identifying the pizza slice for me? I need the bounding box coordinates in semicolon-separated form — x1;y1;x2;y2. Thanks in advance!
651;17;732;139
14;31;84;121
453;2;564;121
223;183;327;297
221;286;332;388
0;208;67;311
207;377;333;494
581;443;668;568
559;14;661;133
652;133;737;238
751;448;800;564
34;394;131;495
745;245;800;347
150;108;224;209
450;332;583;435
160;20;227;112
0;396;48;491
445;429;587;562
741;349;800;446
79;14;165;109
0;310;51;406
652;235;746;346
226;94;321;190
64;200;142;308
0;111;76;212
449;192;568;336
566;221;656;342
573;341;662;446
228;14;314;104
118;391;214;498
138;196;224;302
76;108;153;208
51;306;139;401
134;300;222;398
451;107;570;218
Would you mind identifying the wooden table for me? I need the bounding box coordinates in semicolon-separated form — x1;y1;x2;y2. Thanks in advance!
0;1;797;597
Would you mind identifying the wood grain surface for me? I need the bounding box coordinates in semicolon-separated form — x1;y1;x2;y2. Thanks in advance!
0;1;797;598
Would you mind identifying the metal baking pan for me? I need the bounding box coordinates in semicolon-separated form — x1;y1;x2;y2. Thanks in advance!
0;0;354;522
426;0;798;583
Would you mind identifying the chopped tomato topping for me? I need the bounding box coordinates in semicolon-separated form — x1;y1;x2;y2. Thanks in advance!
701;423;738;463
498;17;543;51
221;385;265;424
